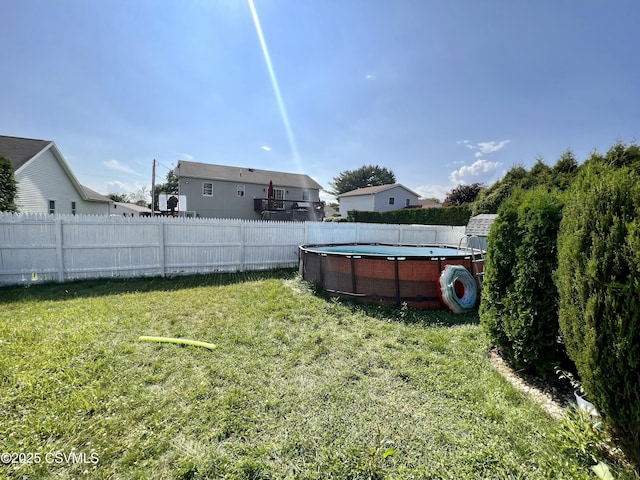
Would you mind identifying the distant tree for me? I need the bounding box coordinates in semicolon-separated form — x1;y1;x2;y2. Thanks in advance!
501;164;530;189
329;165;396;197
153;168;179;211
165;169;179;193
108;193;130;203
443;183;483;207
472;149;587;215
130;186;151;207
583;141;640;171
0;156;18;213
551;149;579;190
527;158;552;188
473;164;529;215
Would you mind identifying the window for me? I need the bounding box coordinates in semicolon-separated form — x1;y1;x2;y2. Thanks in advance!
405;198;410;207
388;197;395;205
48;200;55;214
274;188;285;209
302;190;310;201
237;185;245;197
71;201;77;215
202;182;213;196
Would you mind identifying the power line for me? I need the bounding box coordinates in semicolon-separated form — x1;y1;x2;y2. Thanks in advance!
155;161;175;172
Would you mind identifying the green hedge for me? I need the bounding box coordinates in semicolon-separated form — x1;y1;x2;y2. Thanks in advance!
556;165;640;465
480;189;566;379
347;206;472;225
479;195;520;363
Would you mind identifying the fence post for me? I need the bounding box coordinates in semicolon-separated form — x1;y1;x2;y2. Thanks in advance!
239;221;245;272
55;217;64;283
158;220;166;277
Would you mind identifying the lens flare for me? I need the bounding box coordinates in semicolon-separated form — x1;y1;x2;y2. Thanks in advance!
248;0;302;172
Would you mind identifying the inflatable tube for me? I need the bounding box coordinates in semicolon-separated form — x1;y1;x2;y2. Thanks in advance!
438;265;477;313
139;336;216;350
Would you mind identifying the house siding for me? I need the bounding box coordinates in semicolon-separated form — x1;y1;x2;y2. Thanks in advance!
179;177;320;219
111;203;151;217
372;185;418;212
15;149;109;215
77;200;110;215
339;185;419;217
339;195;374;217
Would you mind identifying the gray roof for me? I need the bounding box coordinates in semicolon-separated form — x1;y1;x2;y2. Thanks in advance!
0;135;110;204
337;183;420;198
417;198;443;208
177;160;323;190
113;202;151;213
82;185;112;203
0;135;52;170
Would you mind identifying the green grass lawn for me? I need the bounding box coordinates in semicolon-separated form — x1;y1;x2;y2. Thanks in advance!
0;271;635;479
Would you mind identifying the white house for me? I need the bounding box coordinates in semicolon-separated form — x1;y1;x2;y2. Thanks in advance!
337;183;421;218
0;135;111;215
111;202;152;217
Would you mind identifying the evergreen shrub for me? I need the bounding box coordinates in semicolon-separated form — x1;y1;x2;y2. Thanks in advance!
479;195;520;363
480;189;567;379
0;156;18;213
347;206;472;226
556;165;640;465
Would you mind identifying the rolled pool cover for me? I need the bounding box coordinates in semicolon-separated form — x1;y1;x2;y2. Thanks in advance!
438;265;478;313
139;336;216;350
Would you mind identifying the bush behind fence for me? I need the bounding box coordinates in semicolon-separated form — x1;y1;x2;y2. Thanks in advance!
0;214;465;286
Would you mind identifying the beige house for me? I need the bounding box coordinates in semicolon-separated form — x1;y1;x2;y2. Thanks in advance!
0;135;111;215
417;198;443;209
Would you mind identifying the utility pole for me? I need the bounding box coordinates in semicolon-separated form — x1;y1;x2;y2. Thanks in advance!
151;159;156;216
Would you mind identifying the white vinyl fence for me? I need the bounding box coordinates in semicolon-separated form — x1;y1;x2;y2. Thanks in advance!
0;214;466;286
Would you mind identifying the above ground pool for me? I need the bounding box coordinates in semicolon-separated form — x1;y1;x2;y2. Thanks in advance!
298;243;483;311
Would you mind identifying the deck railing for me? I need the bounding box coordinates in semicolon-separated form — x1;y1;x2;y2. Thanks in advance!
253;198;325;221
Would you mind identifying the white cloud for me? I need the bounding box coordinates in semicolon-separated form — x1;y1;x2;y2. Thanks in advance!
103;179;150;197
180;153;194;160
103;159;141;176
477;140;510;154
457;139;510;155
449;159;501;185
106;180;128;190
365;73;374;80
449;138;509;184
456;140;474;149
319;189;336;204
261;145;272;151
412;184;452;202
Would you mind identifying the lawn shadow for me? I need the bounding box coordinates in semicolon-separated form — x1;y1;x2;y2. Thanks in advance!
0;269;298;304
308;284;480;328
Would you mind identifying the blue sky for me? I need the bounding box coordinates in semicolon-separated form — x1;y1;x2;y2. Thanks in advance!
2;0;639;202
